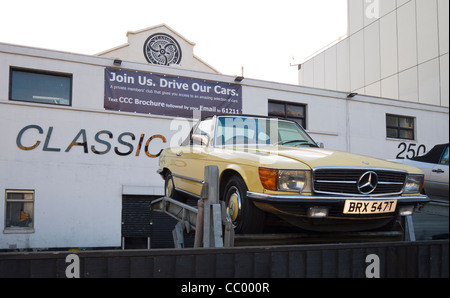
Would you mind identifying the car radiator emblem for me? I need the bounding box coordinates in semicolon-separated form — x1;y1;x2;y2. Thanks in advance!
357;171;378;194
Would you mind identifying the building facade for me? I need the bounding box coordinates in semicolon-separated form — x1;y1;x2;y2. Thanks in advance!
298;0;449;108
97;24;219;74
1;24;448;250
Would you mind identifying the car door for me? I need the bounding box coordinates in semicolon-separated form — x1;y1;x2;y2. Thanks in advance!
427;145;449;200
170;118;213;197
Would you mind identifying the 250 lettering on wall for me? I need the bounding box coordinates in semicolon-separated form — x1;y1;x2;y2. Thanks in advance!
396;142;427;159
16;125;166;158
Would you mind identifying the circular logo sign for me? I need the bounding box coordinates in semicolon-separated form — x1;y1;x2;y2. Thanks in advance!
143;33;182;66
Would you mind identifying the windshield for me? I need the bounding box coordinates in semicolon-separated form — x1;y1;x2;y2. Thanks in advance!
215;116;317;147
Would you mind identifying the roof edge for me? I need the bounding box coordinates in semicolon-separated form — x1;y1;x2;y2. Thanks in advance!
126;23;196;46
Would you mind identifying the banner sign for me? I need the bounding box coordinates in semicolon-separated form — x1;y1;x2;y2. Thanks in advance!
104;68;242;118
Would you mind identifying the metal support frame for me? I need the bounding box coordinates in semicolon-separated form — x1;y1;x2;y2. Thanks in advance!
150;164;427;247
151;165;234;249
201;165;224;248
404;215;416;241
173;222;185;248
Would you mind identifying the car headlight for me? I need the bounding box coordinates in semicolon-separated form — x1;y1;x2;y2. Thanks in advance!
403;174;424;194
259;168;312;193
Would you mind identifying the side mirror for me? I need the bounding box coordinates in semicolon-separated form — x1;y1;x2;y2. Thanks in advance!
317;142;325;148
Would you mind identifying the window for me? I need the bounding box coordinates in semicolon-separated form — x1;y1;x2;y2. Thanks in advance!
5;190;34;230
9;68;72;106
215;116;315;147
268;100;307;129
440;146;449;165
386;114;415;140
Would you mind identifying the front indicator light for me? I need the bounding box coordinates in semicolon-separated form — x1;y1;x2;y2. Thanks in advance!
259;168;278;191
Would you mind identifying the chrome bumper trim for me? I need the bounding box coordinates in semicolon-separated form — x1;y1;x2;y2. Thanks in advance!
247;191;430;204
172;173;204;185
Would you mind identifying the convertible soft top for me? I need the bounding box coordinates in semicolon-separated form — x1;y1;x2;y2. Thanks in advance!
411;143;449;164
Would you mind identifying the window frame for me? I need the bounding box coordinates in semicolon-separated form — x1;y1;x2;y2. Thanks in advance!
440;146;449;165
190;118;213;146
268;100;307;129
9;67;73;106
386;114;415;140
4;189;35;232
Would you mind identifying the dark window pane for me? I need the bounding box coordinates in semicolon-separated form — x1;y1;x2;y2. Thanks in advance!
399;129;414;140
10;69;71;105
5;191;34;229
386;114;415;140
286;104;304;118
268;102;285;117
386;115;398;127
399;117;414;129
387;128;398;138
440;147;449;165
7;192;33;201
269;101;306;129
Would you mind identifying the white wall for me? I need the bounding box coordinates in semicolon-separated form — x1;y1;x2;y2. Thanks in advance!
299;0;450;108
346;98;449;158
0;44;184;249
0;103;176;249
242;79;448;161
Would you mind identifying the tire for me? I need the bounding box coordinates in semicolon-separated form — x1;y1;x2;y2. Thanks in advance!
223;175;265;234
165;171;187;203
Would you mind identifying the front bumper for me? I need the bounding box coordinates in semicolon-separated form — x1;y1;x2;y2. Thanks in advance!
247;191;430;232
247;191;430;205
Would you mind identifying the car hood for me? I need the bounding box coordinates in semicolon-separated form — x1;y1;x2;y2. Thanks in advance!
228;145;423;173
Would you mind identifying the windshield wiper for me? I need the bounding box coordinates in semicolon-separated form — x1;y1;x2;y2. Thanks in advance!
276;140;308;145
275;140;318;147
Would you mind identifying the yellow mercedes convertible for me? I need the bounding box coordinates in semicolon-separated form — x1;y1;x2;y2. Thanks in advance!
158;115;429;234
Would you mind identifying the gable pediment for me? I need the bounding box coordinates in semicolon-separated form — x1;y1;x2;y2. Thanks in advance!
97;24;218;73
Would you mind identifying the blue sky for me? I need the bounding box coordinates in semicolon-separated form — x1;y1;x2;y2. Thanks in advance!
1;0;348;84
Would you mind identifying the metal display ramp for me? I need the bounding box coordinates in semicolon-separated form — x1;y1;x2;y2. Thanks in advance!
150;166;434;248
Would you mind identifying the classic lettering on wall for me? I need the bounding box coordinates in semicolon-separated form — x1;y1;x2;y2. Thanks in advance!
16;125;166;158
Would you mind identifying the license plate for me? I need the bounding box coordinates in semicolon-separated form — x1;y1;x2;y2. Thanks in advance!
343;200;397;214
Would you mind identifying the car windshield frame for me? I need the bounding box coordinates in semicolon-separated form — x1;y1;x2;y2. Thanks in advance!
180;117;214;147
213;115;317;148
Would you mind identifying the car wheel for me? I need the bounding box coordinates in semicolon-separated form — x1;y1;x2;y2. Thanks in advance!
223;175;265;234
165;171;187;203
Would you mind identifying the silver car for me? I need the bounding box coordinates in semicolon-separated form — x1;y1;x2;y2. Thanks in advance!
394;143;449;202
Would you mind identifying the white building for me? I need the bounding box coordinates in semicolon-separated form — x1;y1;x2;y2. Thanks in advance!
1;24;448;250
97;24;219;74
298;0;449;108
